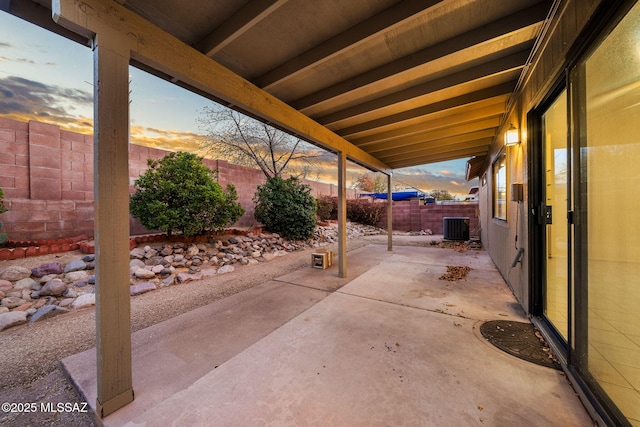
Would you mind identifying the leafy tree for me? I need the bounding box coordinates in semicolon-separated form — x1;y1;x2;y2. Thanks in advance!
197;106;324;178
429;189;456;201
130;152;244;237
253;176;317;240
354;173;386;193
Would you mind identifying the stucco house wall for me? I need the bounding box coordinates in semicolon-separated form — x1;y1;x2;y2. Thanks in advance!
479;0;602;311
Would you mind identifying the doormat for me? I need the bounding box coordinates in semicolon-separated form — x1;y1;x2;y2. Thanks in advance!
480;320;560;370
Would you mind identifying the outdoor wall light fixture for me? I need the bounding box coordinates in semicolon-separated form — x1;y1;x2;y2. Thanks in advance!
504;124;520;146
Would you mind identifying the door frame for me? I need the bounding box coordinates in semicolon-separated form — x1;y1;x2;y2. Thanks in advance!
528;78;570;354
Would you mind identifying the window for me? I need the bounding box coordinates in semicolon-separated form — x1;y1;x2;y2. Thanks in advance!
493;152;507;220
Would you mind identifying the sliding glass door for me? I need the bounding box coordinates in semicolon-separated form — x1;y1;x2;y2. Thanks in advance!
542;91;569;342
578;3;640;423
533;3;640;424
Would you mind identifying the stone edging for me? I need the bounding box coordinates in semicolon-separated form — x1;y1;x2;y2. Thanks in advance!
0;228;264;260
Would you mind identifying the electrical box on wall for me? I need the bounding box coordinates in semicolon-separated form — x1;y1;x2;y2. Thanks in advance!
511;183;524;202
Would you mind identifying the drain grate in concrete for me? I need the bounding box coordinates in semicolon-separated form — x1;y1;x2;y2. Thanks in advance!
480;320;560;370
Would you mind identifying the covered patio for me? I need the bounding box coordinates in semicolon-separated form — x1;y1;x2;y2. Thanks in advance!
63;238;592;426
4;0;637;423
1;0;583;421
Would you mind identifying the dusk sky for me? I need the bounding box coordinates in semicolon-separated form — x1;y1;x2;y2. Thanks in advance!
0;11;477;197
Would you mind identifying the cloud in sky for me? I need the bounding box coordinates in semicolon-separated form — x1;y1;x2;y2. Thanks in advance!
12;57;36;65
393;165;477;197
0;75;93;133
130;124;210;155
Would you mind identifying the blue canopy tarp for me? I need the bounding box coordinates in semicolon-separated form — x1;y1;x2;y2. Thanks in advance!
360;191;424;201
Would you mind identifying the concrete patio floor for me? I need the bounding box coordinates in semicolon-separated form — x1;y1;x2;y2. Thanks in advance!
63;240;594;426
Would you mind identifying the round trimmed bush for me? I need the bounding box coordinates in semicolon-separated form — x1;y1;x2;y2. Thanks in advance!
130;152;244;237
253;176;317;240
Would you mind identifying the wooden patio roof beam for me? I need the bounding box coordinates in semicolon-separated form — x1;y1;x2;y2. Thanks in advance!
387;147;489;168
317;48;529;127
349;102;505;146
360;118;500;152
376;136;493;162
335;84;514;138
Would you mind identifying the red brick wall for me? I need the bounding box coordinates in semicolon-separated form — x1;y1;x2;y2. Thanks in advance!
378;199;479;236
0;118;356;241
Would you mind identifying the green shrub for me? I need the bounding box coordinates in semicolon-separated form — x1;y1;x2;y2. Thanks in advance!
254;176;317;240
316;195;337;221
130;152;244;237
346;199;385;226
314;196;385;226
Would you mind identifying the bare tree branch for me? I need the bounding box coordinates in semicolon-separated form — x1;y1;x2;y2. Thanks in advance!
197;106;324;178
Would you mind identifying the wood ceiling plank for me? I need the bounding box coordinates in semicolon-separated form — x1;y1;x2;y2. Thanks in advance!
196;0;289;57
350;104;504;146
387;147;489;168
376;130;496;159
317;48;529;126
253;0;443;90
292;2;550;111
336;83;514;138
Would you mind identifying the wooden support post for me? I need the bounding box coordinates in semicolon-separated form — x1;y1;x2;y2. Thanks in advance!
338;152;347;278
387;173;393;251
93;32;134;417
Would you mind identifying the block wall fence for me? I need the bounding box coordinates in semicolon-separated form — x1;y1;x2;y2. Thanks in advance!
0;117;478;241
0;118;356;241
376;198;479;236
